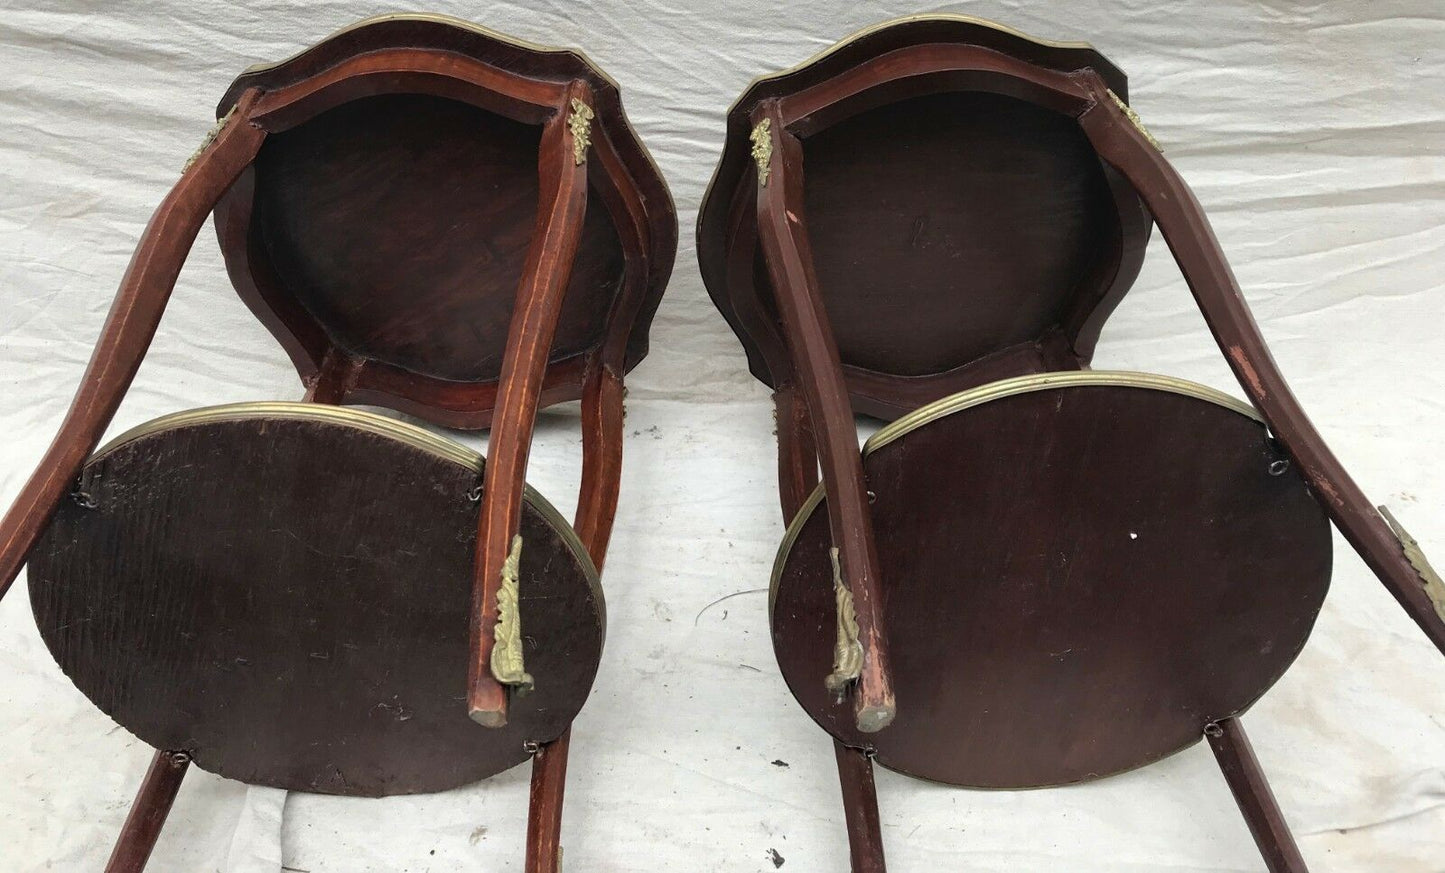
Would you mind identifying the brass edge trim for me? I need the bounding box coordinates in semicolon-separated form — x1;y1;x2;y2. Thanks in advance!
700;14;1103;225
769;371;1261;612
869;370;1259;451
771;484;826;617
92;402;602;602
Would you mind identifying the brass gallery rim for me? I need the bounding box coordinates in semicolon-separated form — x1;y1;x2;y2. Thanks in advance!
95;401;601;595
769;370;1263;612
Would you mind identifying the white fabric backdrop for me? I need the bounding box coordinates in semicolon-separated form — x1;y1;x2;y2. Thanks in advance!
1;2;1442;870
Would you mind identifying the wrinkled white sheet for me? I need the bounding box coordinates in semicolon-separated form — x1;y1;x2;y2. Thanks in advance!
1;1;1442;870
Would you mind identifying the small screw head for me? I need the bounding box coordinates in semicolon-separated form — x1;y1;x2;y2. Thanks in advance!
1203;722;1224;738
866;491;877;504
466;484;483;502
72;491;98;509
1268;459;1290;477
523;740;540;755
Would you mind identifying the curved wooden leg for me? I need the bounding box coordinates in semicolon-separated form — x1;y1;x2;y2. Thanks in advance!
523;356;624;872
525;729;572;873
469;82;593;727
105;749;191;873
774;385;819;524
1206;718;1309;873
755;106;894;732
573;359;624;567
834;740;886;873
1077;77;1445;656
0;92;265;601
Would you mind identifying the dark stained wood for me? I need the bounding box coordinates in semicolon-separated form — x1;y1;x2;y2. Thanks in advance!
574;357;626;562
755;105;896;733
802;91;1116;377
246;47;566;130
1075;76;1445;658
698;18;1147;419
773;385;819;522
710;16;1431;869
526;728;571;873
214;14;677;430
834;741;886;873
28;410;604;796
5;15;673;870
470;82;592;727
105;750;191;873
1206;718;1310;873
777;386;887;871
523;353;626;873
0;90;266;601
303;347;360;404
773;384;1332;788
243;93;621;384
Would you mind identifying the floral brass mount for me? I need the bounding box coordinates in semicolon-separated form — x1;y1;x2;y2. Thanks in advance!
824;546;864;698
1380;506;1445;621
750;118;773;187
1106;89;1161;152
568;98;594;165
491;534;535;693
182;105;238;173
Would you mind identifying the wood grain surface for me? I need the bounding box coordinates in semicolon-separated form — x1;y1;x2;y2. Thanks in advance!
773;384;1331;787
28;409;604;797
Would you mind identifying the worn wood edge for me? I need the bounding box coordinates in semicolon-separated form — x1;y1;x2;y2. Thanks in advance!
224;13;621;109
86;401;603;614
